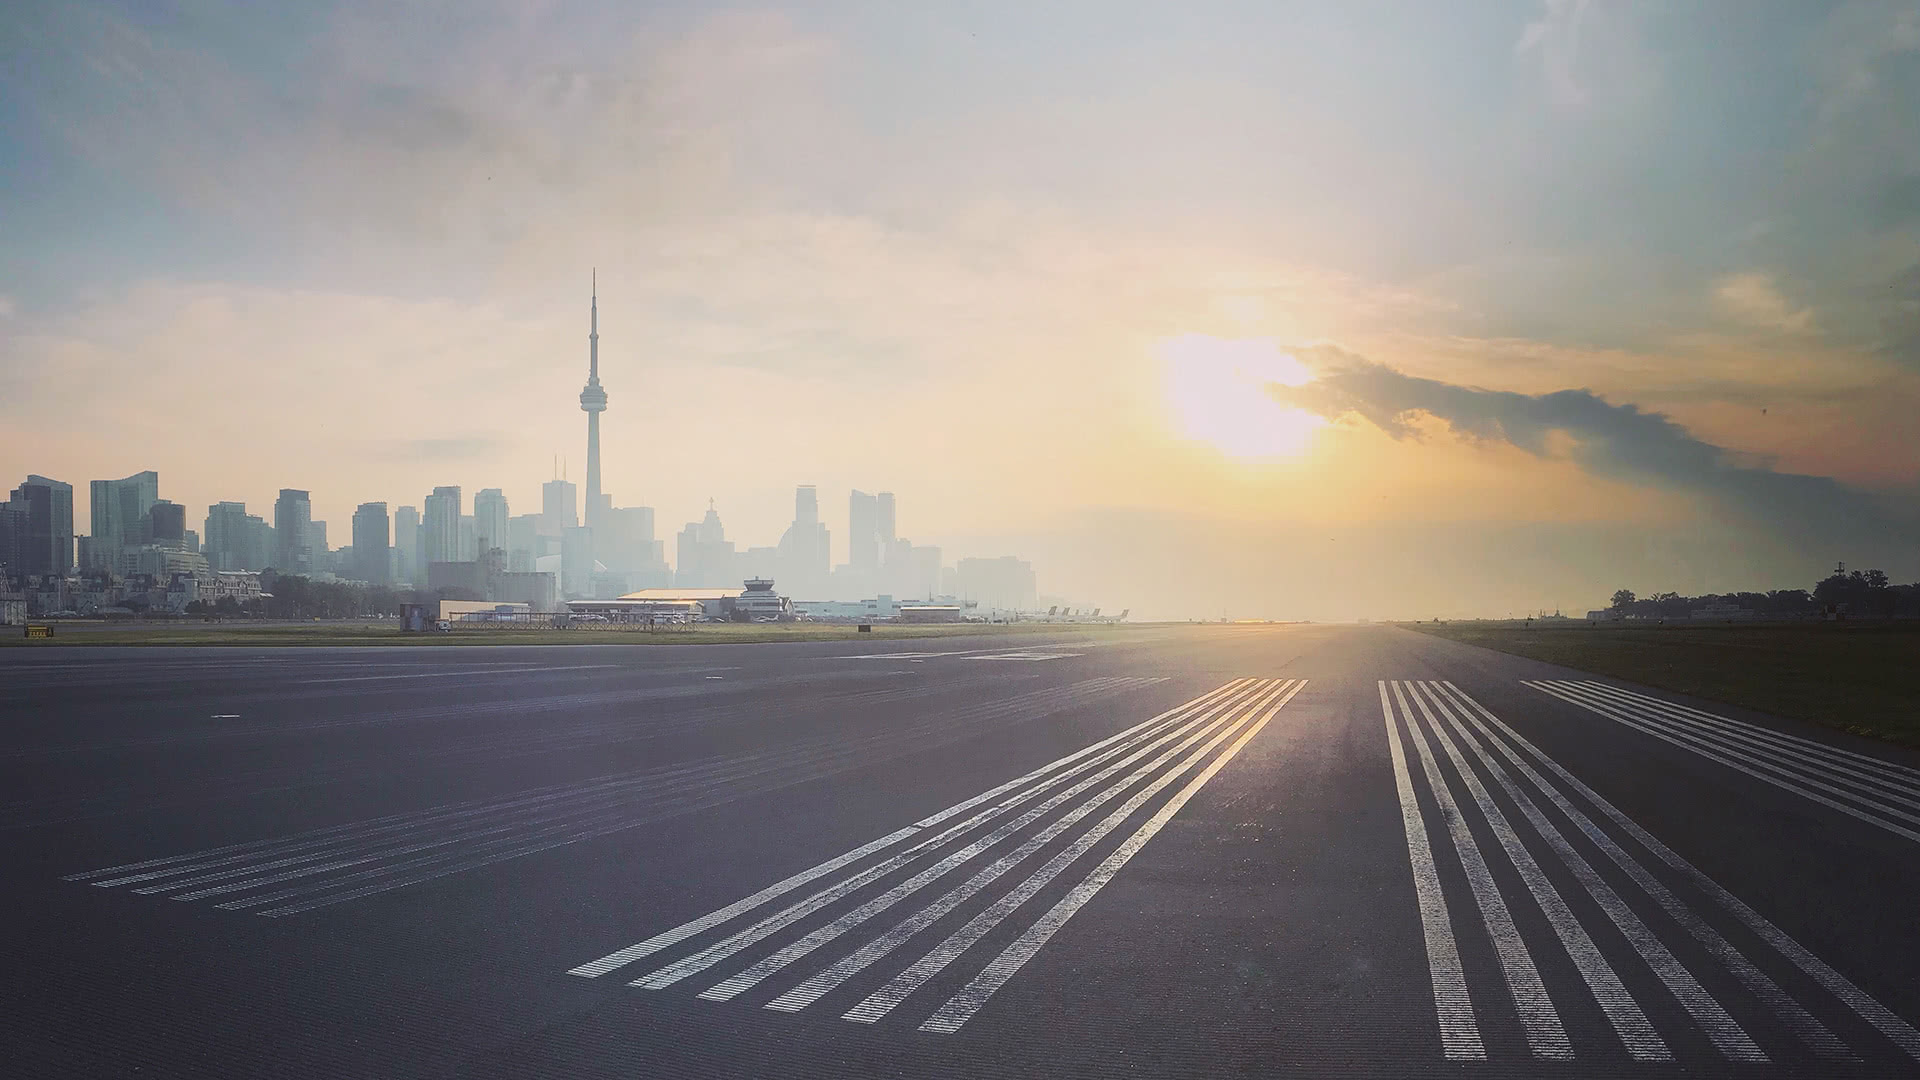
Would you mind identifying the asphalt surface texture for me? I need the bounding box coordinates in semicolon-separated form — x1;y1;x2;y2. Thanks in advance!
4;624;1917;1079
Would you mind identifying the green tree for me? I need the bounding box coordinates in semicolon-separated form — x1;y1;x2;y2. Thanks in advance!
1610;588;1635;612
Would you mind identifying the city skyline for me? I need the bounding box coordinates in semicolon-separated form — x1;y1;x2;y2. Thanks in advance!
5;3;1918;621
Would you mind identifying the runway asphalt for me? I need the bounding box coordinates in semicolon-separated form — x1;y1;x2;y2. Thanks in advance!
3;624;1917;1079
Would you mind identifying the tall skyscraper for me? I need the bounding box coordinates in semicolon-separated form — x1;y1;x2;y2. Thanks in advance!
423;486;461;564
273;488;313;574
3;475;74;576
473;488;510;555
543;478;578;533
351;502;390;585
205;501;270;572
392;505;421;584
90;470;159;554
848;490;879;572
777;485;830;598
877;492;896;549
147;501;186;546
578;272;608;530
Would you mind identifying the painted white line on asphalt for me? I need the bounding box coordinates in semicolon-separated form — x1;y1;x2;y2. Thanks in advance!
1377;682;1485;1061
718;680;1292;1005
1574;681;1920;790
1390;682;1572;1060
1404;682;1669;1062
634;681;1273;990
1565;681;1920;809
568;679;1253;978
1427;682;1847;1059
1460;683;1920;1063
1414;682;1763;1062
773;681;1291;1012
846;680;1300;1025
294;664;622;684
919;679;1306;1034
1528;682;1920;845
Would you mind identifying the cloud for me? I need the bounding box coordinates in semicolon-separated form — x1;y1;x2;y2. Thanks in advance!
1515;0;1595;105
1713;271;1816;333
1274;346;1912;561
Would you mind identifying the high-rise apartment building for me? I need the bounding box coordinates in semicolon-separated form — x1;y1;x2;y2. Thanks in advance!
423;486;461;564
273;488;313;574
392;505;421;585
351;502;390;585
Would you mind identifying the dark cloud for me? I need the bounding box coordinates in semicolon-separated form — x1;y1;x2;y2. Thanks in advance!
1275;346;1914;563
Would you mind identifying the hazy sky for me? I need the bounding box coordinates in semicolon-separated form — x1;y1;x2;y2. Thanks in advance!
3;1;1917;620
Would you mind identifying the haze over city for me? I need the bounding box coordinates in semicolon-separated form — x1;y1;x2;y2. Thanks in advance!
4;1;1917;620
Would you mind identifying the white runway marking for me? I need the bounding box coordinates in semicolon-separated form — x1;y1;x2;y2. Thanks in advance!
567;677;1303;1033
1527;679;1920;845
70;677;1167;915
1379;682;1484;1060
1386;679;1920;1066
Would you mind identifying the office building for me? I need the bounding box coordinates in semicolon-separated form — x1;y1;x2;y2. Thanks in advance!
204;502;272;572
273;488;313;574
2;475;75;576
147;500;186;547
90;470;159;554
561;525;596;598
351;502;390;585
675;502;737;587
473;488;510;556
458;514;476;561
777;485;830;599
848;490;880;573
542;478;578;533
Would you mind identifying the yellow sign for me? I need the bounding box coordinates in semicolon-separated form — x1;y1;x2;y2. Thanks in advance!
23;624;54;639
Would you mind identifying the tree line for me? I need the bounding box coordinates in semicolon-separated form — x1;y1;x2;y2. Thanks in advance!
1607;564;1920;620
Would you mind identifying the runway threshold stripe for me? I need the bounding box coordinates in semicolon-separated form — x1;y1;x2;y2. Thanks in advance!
1413;683;1762;1062
1527;682;1920;845
1379;681;1485;1060
917;678;1305;1034
1406;683;1672;1060
1574;682;1920;790
1566;681;1920;808
567;678;1254;979
247;680;1171;916
1389;682;1572;1060
712;680;1293;1005
1428;683;1847;1059
1462;684;1920;1063
632;681;1273;991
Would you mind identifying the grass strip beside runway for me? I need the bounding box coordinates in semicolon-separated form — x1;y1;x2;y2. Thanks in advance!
1408;621;1920;746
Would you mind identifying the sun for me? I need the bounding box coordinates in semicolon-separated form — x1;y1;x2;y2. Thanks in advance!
1159;335;1325;460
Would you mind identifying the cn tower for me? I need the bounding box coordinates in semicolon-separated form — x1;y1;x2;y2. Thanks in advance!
579;270;608;528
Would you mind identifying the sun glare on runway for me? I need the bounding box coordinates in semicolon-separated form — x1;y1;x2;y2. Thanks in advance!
1160;335;1325;461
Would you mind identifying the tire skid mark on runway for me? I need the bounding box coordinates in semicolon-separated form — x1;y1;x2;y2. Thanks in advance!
64;677;1166;915
1385;679;1920;1066
1527;680;1920;845
568;678;1305;1035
